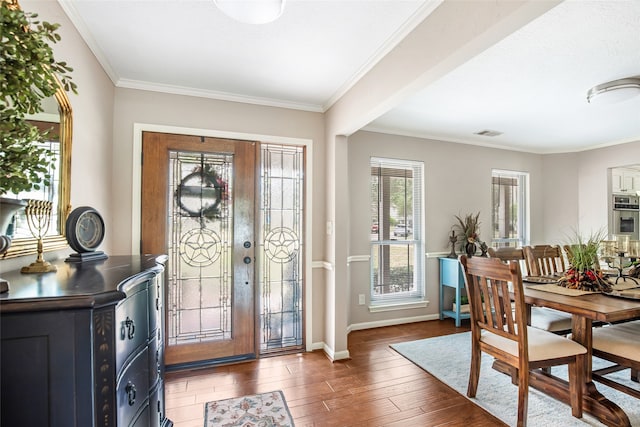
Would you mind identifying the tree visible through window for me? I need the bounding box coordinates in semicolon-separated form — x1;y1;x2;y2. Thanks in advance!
492;169;529;248
370;158;423;302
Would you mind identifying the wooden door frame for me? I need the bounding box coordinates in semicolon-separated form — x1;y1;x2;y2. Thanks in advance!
142;132;257;365
131;124;314;353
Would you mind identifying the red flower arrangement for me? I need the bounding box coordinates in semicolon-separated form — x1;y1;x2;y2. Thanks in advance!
557;267;612;292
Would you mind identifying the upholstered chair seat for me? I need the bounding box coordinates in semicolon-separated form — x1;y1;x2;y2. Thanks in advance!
482;326;586;362
530;307;573;333
591;320;640;398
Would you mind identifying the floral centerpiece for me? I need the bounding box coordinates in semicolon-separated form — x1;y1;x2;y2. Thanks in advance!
453;212;482;257
557;229;612;292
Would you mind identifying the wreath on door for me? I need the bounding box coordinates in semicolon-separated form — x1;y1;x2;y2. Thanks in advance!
176;165;228;219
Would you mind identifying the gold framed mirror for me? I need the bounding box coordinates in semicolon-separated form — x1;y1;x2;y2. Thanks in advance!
1;0;72;259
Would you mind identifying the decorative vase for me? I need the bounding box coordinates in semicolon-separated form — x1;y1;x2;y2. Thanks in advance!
465;242;477;257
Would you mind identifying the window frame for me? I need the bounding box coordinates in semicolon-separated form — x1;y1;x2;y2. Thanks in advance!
369;157;424;304
491;169;530;248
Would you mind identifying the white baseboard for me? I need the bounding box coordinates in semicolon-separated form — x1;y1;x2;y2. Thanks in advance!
308;314;441;360
348;313;440;332
307;341;351;361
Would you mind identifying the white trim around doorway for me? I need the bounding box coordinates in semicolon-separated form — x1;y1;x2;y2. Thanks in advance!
132;123;315;352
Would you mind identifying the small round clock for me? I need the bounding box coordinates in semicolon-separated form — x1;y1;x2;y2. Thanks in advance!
65;206;106;254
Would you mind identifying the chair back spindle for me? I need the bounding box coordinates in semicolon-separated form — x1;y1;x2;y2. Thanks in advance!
523;245;565;276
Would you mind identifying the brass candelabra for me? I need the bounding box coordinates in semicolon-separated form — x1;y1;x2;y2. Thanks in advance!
21;199;57;274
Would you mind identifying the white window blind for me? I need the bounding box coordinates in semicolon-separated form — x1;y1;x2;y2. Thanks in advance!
370;157;424;302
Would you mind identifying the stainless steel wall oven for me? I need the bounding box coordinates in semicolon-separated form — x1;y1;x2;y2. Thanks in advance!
612;194;639;239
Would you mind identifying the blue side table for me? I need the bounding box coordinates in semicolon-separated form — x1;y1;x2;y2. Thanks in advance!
439;257;470;327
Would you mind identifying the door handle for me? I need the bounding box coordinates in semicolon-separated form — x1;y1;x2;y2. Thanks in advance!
243;256;252;264
125;381;136;406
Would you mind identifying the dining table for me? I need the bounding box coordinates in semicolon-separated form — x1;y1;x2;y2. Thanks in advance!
521;280;640;427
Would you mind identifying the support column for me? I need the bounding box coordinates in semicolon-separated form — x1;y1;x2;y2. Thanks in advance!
324;135;350;360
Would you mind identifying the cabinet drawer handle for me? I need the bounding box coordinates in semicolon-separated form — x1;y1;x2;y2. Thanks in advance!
125;381;136;406
120;317;135;340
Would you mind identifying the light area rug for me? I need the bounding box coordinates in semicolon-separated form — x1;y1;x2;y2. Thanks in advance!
204;390;295;427
391;332;639;427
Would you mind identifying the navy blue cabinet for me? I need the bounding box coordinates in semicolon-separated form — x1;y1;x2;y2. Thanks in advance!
0;255;172;427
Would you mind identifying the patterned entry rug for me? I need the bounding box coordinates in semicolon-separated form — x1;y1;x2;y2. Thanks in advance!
391;331;640;426
204;390;295;427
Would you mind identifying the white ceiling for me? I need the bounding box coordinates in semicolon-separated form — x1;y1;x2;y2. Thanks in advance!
59;0;640;154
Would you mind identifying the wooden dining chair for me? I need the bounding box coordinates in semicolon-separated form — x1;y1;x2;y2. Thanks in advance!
488;247;572;335
460;255;586;427
487;247;528;271
523;245;566;276
591;320;640;399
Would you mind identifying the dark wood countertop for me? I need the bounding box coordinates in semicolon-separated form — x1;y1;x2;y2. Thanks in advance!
0;254;167;312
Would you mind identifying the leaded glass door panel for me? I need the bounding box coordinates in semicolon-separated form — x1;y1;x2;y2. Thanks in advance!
141;132;256;366
258;144;305;354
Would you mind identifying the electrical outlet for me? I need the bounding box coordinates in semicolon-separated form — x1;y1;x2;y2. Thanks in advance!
358;294;365;305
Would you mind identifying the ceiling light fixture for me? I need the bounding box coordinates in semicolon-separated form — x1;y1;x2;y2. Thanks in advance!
587;77;640;104
474;130;503;137
214;0;285;25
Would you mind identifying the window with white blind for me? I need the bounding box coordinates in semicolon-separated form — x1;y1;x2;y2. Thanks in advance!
492;169;529;248
370;158;424;302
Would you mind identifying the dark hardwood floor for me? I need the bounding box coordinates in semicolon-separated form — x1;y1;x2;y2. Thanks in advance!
165;319;506;426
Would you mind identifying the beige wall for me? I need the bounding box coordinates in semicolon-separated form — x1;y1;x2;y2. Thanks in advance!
540;153;580;244
345;134;640;329
347;131;544;326
110;88;325;255
538;141;640;245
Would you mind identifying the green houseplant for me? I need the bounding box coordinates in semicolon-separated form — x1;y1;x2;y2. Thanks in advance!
1;0;76;235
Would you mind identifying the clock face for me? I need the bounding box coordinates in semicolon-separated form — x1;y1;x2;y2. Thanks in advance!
66;207;105;253
77;212;103;249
